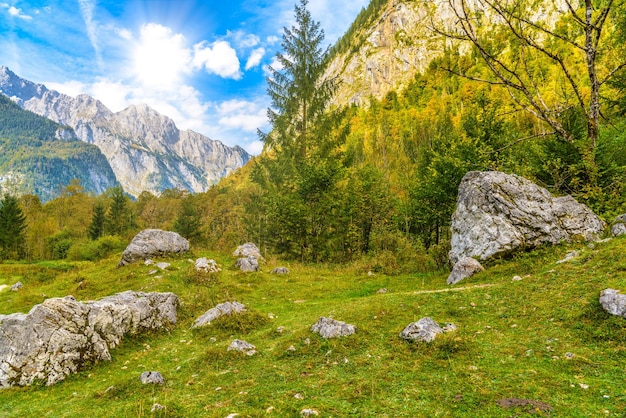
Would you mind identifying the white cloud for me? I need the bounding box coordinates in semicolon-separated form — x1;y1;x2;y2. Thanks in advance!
45;80;88;98
266;35;279;45
78;0;101;67
192;40;241;80
1;3;32;20
132;23;192;89
228;30;260;49
245;47;265;70
115;27;132;40
247;140;264;155
217;99;267;132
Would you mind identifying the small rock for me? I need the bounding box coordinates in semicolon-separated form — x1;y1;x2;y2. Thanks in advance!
140;371;164;385
304;338;310;345
310;317;356;338
155;262;170;270
367;271;374;276
227;339;257;356
599;288;626;317
277;326;285;333
195;257;221;273
225;414;239;418
192;301;247;328
287;345;296;352
565;352;575;359
556;251;579;264
377;288;388;294
579;383;589;389
611;214;626;237
447;257;484;285
399;317;443;342
144;259;154;265
271;267;289;275
266;406;275;413
148;270;158;275
294;393;304;400
300;409;319;416
151;403;165;412
10;281;23;291
442;322;457;332
512;275;522;281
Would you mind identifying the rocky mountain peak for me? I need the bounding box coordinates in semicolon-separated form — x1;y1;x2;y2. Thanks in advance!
0;66;48;104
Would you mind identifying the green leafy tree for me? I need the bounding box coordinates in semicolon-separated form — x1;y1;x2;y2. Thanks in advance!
0;193;27;259
88;204;106;240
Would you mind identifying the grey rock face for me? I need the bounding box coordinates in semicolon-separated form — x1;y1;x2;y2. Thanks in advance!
611;214;626;237
192;301;247;328
0;291;179;388
599;289;626;318
399;317;443;342
233;243;263;260
0;66;250;198
140;371;165;385
310;317;356;339
447;257;484;285
227;339;257;356
449;171;605;264
236;256;259;272
119;229;189;266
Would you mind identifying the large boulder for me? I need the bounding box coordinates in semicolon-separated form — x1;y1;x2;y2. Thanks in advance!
236;256;260;272
233;243;264;260
449;171;605;264
119;229;189;266
0;291;179;388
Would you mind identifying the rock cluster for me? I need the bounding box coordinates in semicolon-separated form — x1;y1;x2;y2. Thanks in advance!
119;229;189;266
195;257;220;273
0;291;178;388
449;171;605;264
227;339;257;356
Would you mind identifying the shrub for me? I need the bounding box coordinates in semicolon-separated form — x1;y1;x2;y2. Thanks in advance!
66;235;127;261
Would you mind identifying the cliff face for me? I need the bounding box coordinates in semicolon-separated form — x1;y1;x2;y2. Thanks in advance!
0;66;251;197
326;0;442;106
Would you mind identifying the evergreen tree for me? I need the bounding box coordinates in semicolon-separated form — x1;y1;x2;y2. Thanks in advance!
173;196;203;243
0;193;27;259
251;0;347;261
105;186;134;236
88;204;106;240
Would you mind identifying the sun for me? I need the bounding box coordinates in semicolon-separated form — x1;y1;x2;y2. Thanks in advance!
132;23;191;89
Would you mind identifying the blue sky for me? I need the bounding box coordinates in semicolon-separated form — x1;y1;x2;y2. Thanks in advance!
0;0;368;154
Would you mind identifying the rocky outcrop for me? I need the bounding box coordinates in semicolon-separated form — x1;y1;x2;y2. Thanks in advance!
119;229;189;266
0;66;250;197
192;301;247;329
447;257;484;285
599;289;626;318
310;317;356;339
449;171;606;264
236;256;259;272
0;291;179;388
195;257;221;273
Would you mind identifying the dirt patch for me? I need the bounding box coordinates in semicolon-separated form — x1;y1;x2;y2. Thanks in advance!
412;283;495;295
496;397;553;414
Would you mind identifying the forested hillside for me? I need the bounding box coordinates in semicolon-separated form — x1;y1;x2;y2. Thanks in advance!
0;94;118;202
1;0;626;270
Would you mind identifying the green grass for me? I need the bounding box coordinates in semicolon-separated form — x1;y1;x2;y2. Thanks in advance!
0;240;625;417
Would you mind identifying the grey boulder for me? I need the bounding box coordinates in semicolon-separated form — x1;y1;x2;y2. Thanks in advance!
236;256;259;272
192;301;246;328
611;214;626;237
140;371;165;385
0;291;179;388
310;317;356;338
599;289;626;318
447;257;484;285
233;243;263;260
399;317;443;342
449;171;605;264
119;229;189;266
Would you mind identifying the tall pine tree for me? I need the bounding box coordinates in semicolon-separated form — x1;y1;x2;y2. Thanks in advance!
88;204;106;240
0;193;27;260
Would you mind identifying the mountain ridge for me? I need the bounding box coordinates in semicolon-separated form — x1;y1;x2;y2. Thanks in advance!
0;66;250;197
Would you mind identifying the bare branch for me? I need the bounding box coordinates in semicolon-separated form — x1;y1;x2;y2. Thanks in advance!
494;131;558;152
600;62;626;86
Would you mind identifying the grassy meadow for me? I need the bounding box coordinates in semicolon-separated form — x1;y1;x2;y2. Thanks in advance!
0;239;625;417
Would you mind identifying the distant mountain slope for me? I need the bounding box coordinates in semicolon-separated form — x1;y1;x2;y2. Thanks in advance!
0;94;118;201
0;66;251;197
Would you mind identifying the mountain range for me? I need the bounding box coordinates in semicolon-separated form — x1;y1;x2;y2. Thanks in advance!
0;66;251;199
